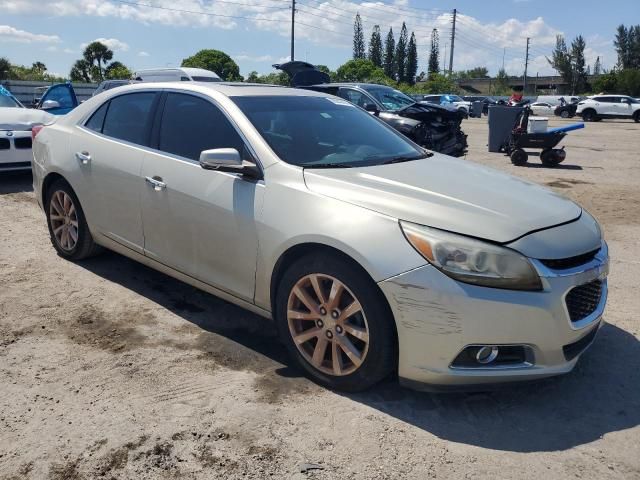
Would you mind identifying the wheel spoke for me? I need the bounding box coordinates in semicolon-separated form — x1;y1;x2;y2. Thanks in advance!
53;225;65;235
68;203;76;218
343;324;369;342
293;285;319;314
292;327;321;345
311;336;329;366
338;301;362;323
68;226;78;243
327;281;343;310
51;196;64;216
50;214;65;222
309;275;326;304
288;309;319;321
337;336;363;367
63;193;71;214
331;341;342;375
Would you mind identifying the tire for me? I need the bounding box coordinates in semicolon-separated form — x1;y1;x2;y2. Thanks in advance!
275;253;396;392
540;149;565;167
560;110;570;119
45;179;102;260
634;112;640;123
510;148;528;166
582;109;597;122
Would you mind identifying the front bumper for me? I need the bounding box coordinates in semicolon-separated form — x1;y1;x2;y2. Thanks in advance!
0;130;32;171
378;242;609;391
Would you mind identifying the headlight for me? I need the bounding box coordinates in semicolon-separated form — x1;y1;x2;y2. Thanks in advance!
400;222;542;291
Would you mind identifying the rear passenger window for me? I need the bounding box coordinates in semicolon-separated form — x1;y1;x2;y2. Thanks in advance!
102;92;156;145
158;93;245;161
85;101;109;133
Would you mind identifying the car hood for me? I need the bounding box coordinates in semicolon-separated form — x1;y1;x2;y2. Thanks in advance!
0;108;54;130
303;154;582;244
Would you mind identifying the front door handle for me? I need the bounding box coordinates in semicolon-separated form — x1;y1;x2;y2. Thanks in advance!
145;176;166;191
75;151;91;164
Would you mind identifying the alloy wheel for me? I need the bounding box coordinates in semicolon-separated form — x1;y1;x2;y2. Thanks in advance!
49;190;78;251
287;274;370;376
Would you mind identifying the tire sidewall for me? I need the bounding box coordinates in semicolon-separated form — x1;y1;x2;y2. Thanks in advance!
275;254;396;392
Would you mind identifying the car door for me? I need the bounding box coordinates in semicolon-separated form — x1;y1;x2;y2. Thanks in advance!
38;83;78;115
140;91;264;302
70;91;159;253
618;97;633;117
336;88;378;110
597;97;615;116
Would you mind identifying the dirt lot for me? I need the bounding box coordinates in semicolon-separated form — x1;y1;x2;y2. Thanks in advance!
1;117;639;479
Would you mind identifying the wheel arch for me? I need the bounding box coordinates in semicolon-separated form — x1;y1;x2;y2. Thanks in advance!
41;171;69;207
269;242;397;343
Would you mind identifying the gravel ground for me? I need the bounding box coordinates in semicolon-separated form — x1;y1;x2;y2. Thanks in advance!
1;117;639;480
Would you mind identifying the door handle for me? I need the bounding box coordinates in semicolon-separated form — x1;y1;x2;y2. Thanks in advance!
75;151;91;164
145;176;166;191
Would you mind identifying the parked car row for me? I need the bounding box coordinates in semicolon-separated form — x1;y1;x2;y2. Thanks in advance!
28;81;609;393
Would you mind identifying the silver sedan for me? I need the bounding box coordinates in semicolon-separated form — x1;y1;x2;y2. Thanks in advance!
31;83;608;391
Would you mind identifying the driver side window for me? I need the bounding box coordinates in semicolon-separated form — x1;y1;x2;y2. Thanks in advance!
338;88;371;108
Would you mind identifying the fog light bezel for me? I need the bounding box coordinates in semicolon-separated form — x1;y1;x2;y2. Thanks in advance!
450;344;534;370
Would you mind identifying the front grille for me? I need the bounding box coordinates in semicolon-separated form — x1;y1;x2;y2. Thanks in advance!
14;137;32;149
540;248;599;270
563;324;599;361
565;279;603;322
0;138;9;150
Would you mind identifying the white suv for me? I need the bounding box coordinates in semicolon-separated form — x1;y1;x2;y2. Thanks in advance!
576;95;640;122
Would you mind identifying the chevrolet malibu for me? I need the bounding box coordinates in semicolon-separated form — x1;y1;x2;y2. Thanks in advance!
31;83;609;391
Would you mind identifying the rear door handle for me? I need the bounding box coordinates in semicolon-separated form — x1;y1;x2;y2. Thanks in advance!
75;151;91;164
145;176;166;191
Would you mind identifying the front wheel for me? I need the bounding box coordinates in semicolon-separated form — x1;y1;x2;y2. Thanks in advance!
582;109;598;122
510;148;528;166
45;179;102;260
276;254;396;392
634;112;640;123
560;110;570;119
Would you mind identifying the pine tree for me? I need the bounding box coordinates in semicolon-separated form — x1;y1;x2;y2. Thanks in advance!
428;28;439;77
383;27;396;79
614;24;630;69
548;35;572;87
395;22;408;82
593;56;602;76
353;13;366;60
571;35;587;93
368;25;383;67
406;32;418;85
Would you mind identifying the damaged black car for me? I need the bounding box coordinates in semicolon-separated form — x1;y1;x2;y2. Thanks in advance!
274;62;468;157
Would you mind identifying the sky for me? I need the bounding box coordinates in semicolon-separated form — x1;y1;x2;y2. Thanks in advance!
0;0;630;80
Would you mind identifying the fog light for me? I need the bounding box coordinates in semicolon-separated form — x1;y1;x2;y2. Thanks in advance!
475;346;499;364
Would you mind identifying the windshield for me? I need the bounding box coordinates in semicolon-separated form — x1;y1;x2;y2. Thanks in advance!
192;76;222;82
0;94;22;108
232;95;426;168
364;87;415;111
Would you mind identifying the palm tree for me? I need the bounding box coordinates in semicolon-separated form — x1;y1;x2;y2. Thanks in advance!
83;42;114;81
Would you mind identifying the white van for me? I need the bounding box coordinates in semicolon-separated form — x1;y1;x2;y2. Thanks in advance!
133;67;221;83
536;95;580;106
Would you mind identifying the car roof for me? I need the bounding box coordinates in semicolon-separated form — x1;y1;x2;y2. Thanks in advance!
93;81;329;98
310;82;397;90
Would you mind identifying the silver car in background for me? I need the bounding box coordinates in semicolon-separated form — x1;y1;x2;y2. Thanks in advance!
31;82;608;391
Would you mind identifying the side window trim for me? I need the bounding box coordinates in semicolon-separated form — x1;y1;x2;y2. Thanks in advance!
153;89;263;172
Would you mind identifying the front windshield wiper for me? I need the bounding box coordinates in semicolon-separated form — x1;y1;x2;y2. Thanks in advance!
381;153;433;165
303;163;354;169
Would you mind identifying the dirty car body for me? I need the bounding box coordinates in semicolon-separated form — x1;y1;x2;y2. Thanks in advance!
274;62;468;157
32;82;608;392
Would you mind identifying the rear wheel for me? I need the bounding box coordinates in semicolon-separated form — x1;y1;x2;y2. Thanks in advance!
510;148;528;166
276;254;396;392
634;111;640;123
582;109;598;122
45;179;102;260
540;149;566;167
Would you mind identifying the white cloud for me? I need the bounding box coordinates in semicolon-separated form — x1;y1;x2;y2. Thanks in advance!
233;54;274;62
0;24;61;43
1;1;614;74
138;51;150;57
81;37;129;52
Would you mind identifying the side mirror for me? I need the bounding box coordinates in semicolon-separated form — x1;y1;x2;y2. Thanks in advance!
363;103;379;115
41;100;61;110
199;148;261;179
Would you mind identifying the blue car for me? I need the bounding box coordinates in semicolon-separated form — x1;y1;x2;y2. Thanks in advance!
35;82;78;115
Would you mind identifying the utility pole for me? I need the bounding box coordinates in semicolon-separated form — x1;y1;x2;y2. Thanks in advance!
502;47;505;71
523;37;530;94
290;0;296;61
448;8;456;75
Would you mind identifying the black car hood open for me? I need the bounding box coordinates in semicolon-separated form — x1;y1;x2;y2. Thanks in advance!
273;61;330;87
398;102;465;121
